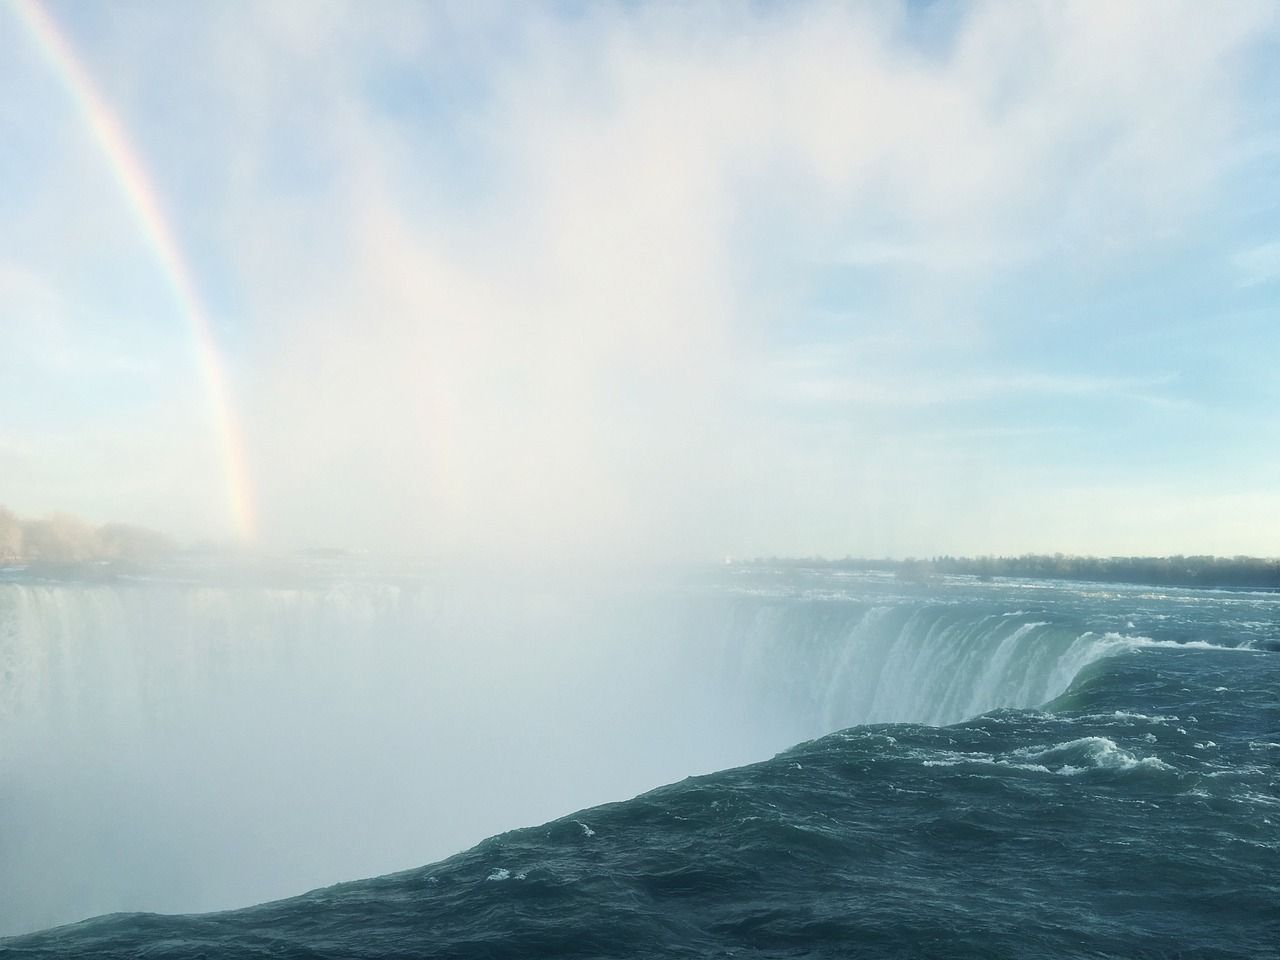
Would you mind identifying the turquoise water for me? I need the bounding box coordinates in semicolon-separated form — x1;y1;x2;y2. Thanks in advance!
1;566;1277;956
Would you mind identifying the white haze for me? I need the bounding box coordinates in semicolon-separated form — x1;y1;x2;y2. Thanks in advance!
231;1;1274;561
0;575;742;933
0;572;798;934
4;0;1277;558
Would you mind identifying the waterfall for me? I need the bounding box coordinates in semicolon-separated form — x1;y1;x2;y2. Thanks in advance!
708;598;1121;737
0;575;1123;935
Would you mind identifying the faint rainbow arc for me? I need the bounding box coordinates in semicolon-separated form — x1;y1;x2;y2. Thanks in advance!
12;0;256;542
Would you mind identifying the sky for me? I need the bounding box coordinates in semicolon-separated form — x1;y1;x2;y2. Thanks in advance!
1;0;1279;560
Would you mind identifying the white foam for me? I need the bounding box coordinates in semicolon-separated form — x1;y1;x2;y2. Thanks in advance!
1080;710;1179;723
915;734;1177;778
1117;634;1249;652
1012;736;1175;775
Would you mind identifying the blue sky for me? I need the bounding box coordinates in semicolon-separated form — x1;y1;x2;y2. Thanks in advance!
2;0;1279;559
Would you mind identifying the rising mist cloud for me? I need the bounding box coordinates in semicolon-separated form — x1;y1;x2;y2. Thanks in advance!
3;1;1278;558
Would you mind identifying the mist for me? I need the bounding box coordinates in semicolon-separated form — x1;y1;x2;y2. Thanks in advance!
0;569;795;933
2;574;746;933
233;0;1273;561
4;2;1278;558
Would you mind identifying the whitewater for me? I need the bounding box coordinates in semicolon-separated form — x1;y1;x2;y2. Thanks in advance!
1;562;1276;957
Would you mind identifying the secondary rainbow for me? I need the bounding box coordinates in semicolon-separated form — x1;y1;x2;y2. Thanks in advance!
11;0;256;541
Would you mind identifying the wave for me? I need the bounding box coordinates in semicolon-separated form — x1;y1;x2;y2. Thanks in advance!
914;735;1181;782
1010;736;1177;775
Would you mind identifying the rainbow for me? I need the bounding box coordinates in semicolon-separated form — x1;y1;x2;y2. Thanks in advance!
11;0;256;542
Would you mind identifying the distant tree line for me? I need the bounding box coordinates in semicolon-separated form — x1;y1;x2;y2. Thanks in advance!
0;506;174;564
747;553;1280;590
